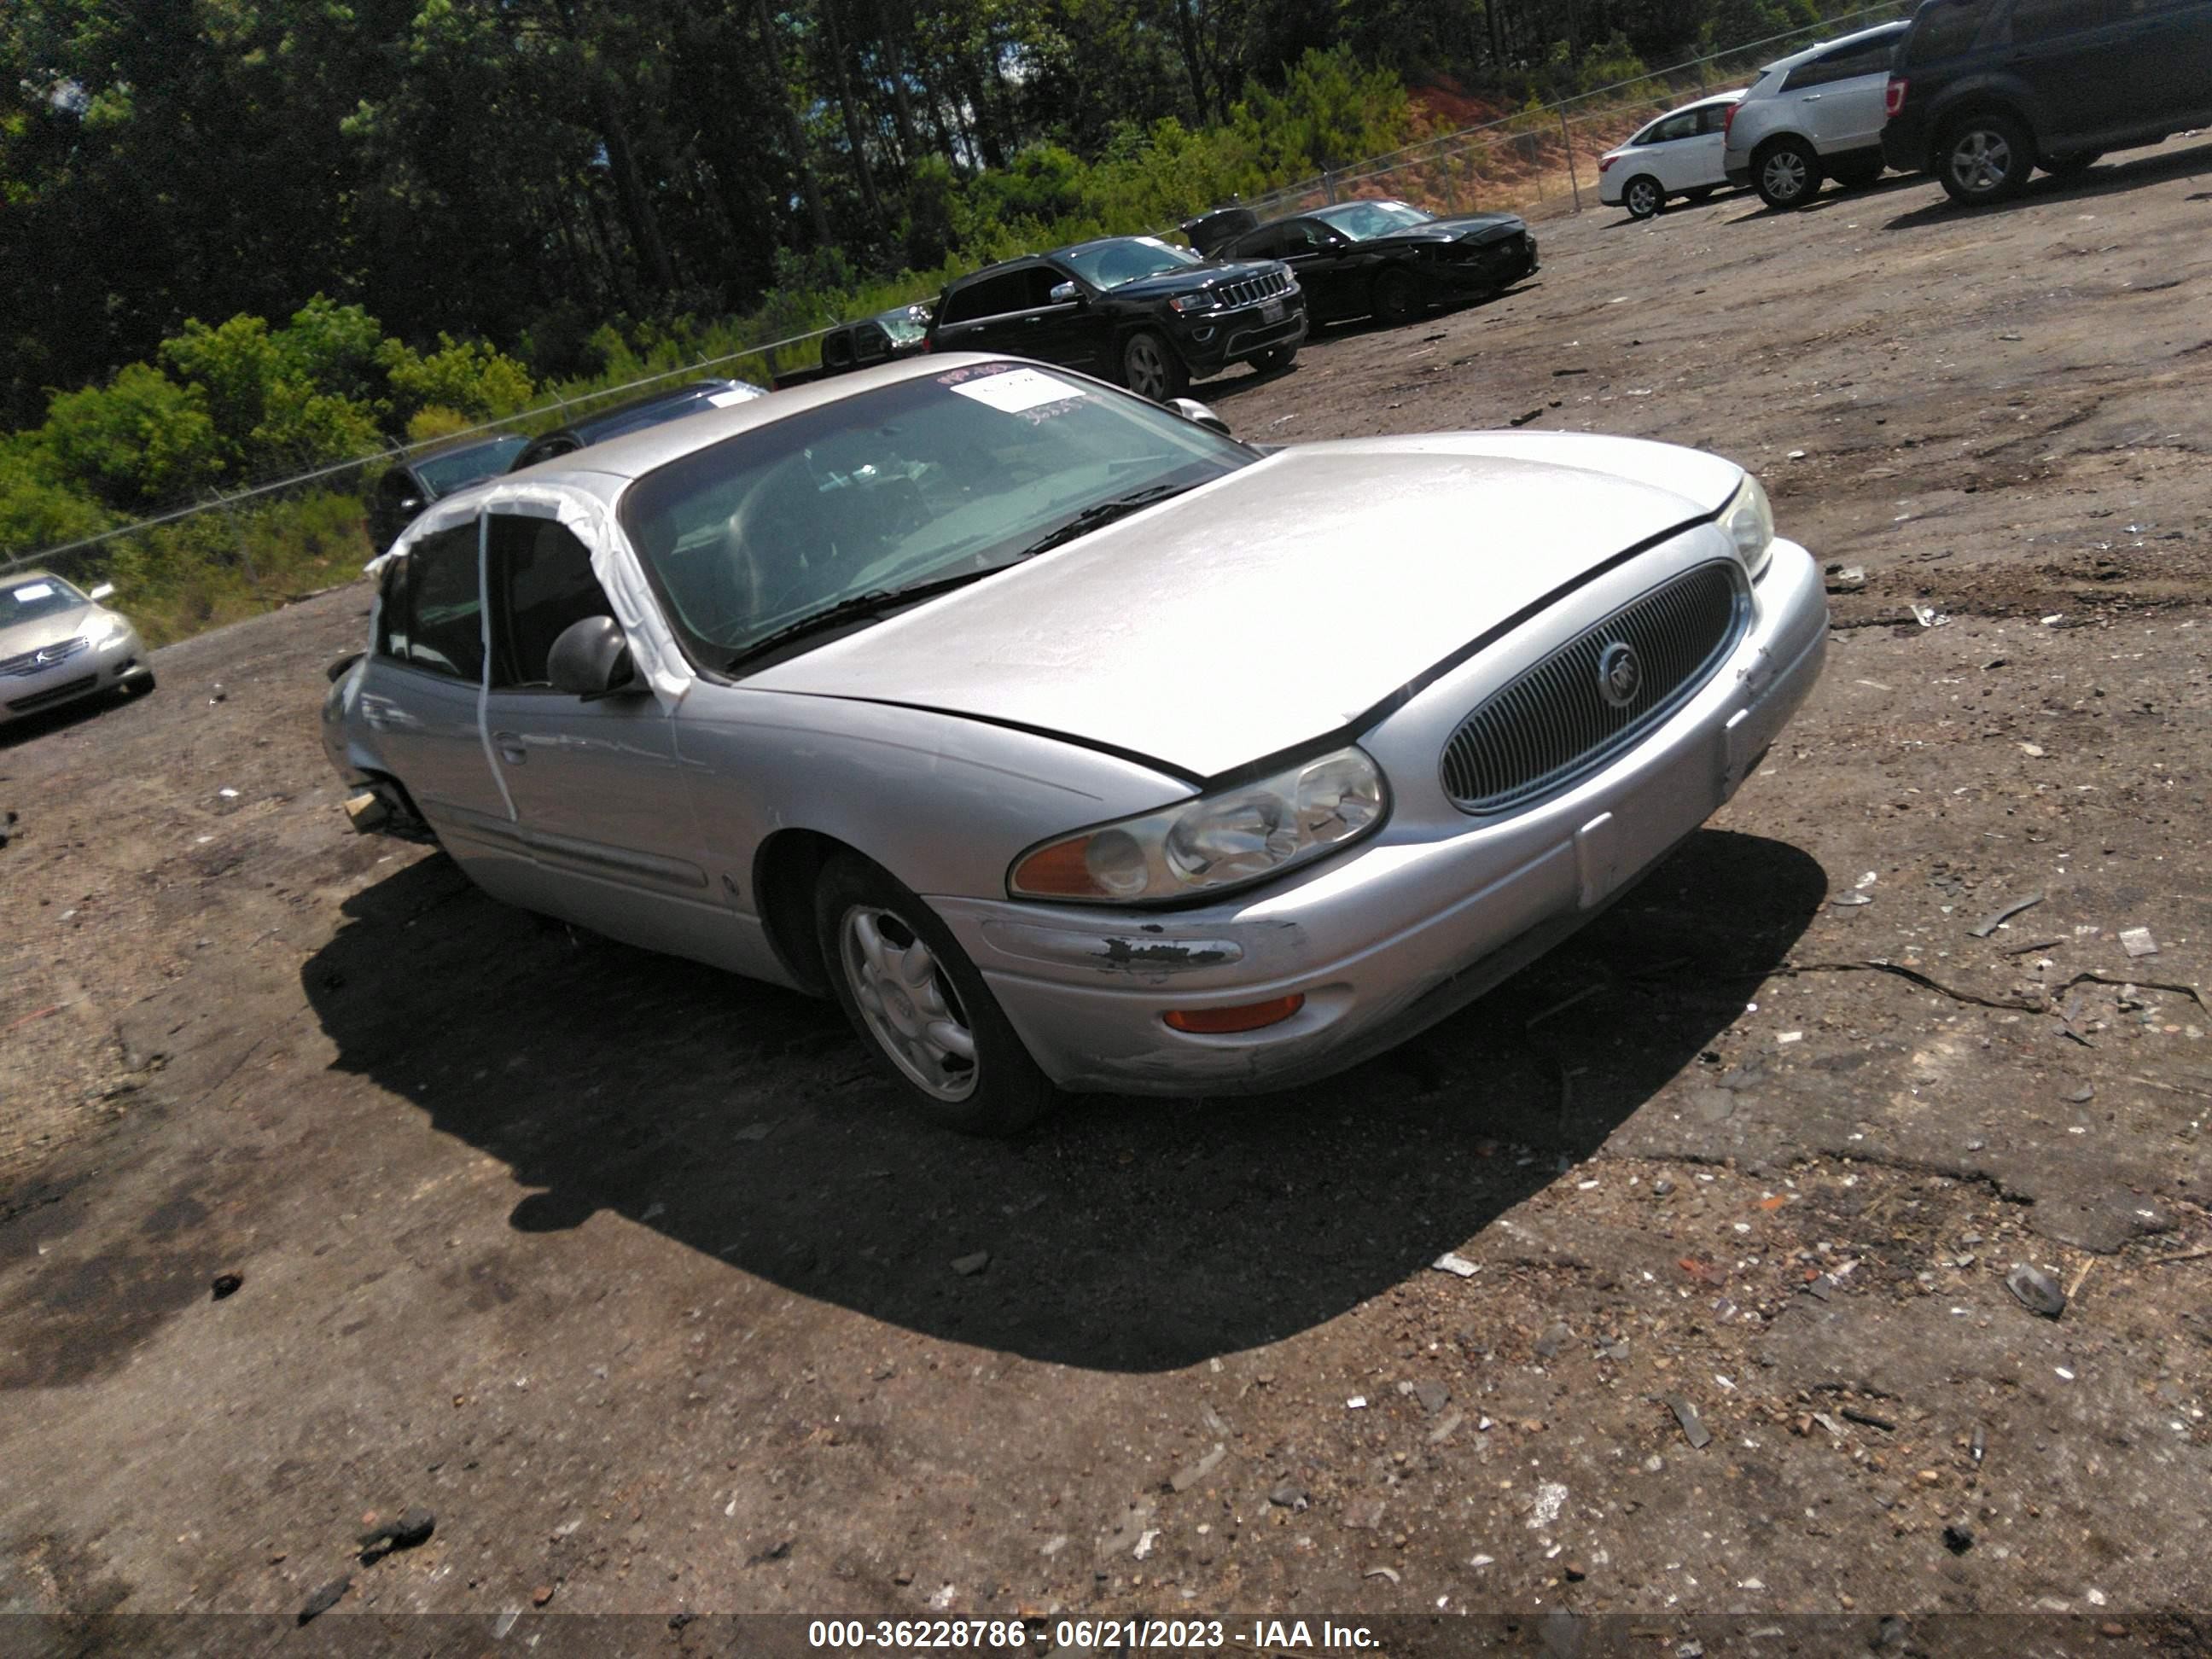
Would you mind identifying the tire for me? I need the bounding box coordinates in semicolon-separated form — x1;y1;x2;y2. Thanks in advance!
1938;111;2033;205
120;670;155;699
1754;137;1821;210
1370;266;1419;326
1119;329;1189;402
812;852;1056;1136
1831;158;1884;190
1254;343;1298;373
1623;176;1665;220
2042;150;2102;178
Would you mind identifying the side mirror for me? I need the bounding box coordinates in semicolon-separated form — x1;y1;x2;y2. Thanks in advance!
1169;398;1231;437
548;615;638;700
326;650;364;684
88;582;117;602
1047;281;1082;305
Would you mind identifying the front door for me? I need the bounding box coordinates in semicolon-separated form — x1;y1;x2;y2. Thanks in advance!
478;508;740;969
2003;0;2129;150
2109;0;2212;131
357;517;533;902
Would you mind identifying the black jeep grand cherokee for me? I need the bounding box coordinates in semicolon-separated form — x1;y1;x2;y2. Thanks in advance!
1883;0;2212;205
926;236;1307;402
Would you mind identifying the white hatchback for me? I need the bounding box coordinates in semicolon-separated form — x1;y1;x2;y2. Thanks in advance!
1598;92;1746;220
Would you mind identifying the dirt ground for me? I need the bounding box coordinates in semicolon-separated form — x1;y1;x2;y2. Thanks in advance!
3;139;2210;1652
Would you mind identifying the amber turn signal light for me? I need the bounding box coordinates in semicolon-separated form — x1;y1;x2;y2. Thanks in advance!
1163;995;1306;1035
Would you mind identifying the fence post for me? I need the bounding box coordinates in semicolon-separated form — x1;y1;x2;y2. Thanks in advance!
1323;170;1338;205
209;487;259;584
1559;109;1583;213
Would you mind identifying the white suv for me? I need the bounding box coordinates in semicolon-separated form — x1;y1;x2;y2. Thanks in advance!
1722;21;1908;210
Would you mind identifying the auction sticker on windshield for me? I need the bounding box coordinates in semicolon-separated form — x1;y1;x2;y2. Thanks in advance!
9;582;55;602
947;367;1086;414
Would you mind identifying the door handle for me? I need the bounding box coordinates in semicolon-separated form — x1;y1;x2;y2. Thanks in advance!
1801;93;1822;102
493;732;527;765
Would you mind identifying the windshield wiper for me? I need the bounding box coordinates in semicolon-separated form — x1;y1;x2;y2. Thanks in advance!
1010;483;1193;562
725;569;991;671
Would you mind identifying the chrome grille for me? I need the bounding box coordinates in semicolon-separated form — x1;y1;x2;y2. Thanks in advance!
1213;270;1290;309
1440;562;1746;815
1;636;89;677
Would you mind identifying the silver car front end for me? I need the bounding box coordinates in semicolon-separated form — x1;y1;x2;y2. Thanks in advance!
931;526;1827;1093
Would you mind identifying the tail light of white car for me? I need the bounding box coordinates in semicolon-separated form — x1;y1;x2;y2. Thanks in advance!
1599;153;1621;173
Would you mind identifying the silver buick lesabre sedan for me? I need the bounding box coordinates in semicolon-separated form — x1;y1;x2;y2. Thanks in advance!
323;354;1827;1133
3;569;154;725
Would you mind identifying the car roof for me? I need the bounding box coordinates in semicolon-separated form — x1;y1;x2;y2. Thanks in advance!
1762;20;1906;74
499;354;1037;503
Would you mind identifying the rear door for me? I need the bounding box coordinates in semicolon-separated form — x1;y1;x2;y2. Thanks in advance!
1634;108;1705;190
1794;32;1905;150
478;508;735;966
357;517;532;899
2107;0;2212;129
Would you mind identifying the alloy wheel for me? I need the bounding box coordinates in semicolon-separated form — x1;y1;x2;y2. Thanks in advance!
1761;150;1809;202
837;905;978;1102
1950;129;2013;196
1124;335;1171;400
1627;179;1660;218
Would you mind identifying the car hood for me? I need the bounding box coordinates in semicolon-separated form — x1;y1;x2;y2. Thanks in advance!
1366;213;1528;248
1107;259;1284;300
747;434;1744;779
0;603;96;660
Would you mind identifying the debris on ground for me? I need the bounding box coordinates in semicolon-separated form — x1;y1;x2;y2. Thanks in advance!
1825;565;1866;592
950;1252;989;1277
1431;1251;1479;1277
1267;1481;1310;1511
296;1576;350;1625
209;1272;243;1301
2119;928;2159;958
1970;891;2045;938
1413;1381;1451;1416
358;1506;435;1562
1168;1444;1225;1493
2005;1263;2068;1319
1667;1396;1712;1450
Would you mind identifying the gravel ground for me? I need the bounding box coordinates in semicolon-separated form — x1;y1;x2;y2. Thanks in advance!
3;141;2209;1649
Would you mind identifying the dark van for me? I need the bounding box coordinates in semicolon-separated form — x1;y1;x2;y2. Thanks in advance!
1882;0;2212;204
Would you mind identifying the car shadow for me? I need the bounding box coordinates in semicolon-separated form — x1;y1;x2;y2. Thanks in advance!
300;827;1826;1373
1879;136;2212;229
1604;186;1759;227
1724;171;1928;224
0;684;149;749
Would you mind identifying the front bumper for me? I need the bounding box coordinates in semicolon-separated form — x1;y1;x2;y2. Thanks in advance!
0;632;148;723
934;538;1828;1094
1175;298;1309;375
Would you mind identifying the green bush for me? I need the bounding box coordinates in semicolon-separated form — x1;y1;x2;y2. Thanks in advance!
43;364;224;513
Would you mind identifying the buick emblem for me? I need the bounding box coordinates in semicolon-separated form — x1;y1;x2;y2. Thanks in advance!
1597;642;1642;708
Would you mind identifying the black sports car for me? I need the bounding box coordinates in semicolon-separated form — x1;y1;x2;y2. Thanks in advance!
927;236;1307;402
1211;200;1538;327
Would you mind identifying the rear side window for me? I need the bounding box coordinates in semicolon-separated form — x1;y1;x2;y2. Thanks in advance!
379;521;484;681
2010;0;2103;40
1643;111;1700;143
1785;32;1903;88
488;515;613;689
1227;224;1283;259
1905;0;1998;61
941;270;1033;323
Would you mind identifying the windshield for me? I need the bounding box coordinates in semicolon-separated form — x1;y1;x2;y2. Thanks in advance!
1313;201;1435;242
1056;237;1204;289
3;575;89;624
415;436;528;494
874;306;930;346
620;364;1253;670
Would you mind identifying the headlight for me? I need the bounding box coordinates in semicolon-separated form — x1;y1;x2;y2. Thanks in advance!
1168;291;1221;315
87;611;131;646
1720;474;1775;580
1009;746;1388;905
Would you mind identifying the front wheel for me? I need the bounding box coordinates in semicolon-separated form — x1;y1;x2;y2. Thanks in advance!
813;853;1056;1136
1371;266;1419;325
1120;329;1189;402
1755;137;1821;210
1254;343;1298;373
1939;113;2033;205
1623;176;1664;220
